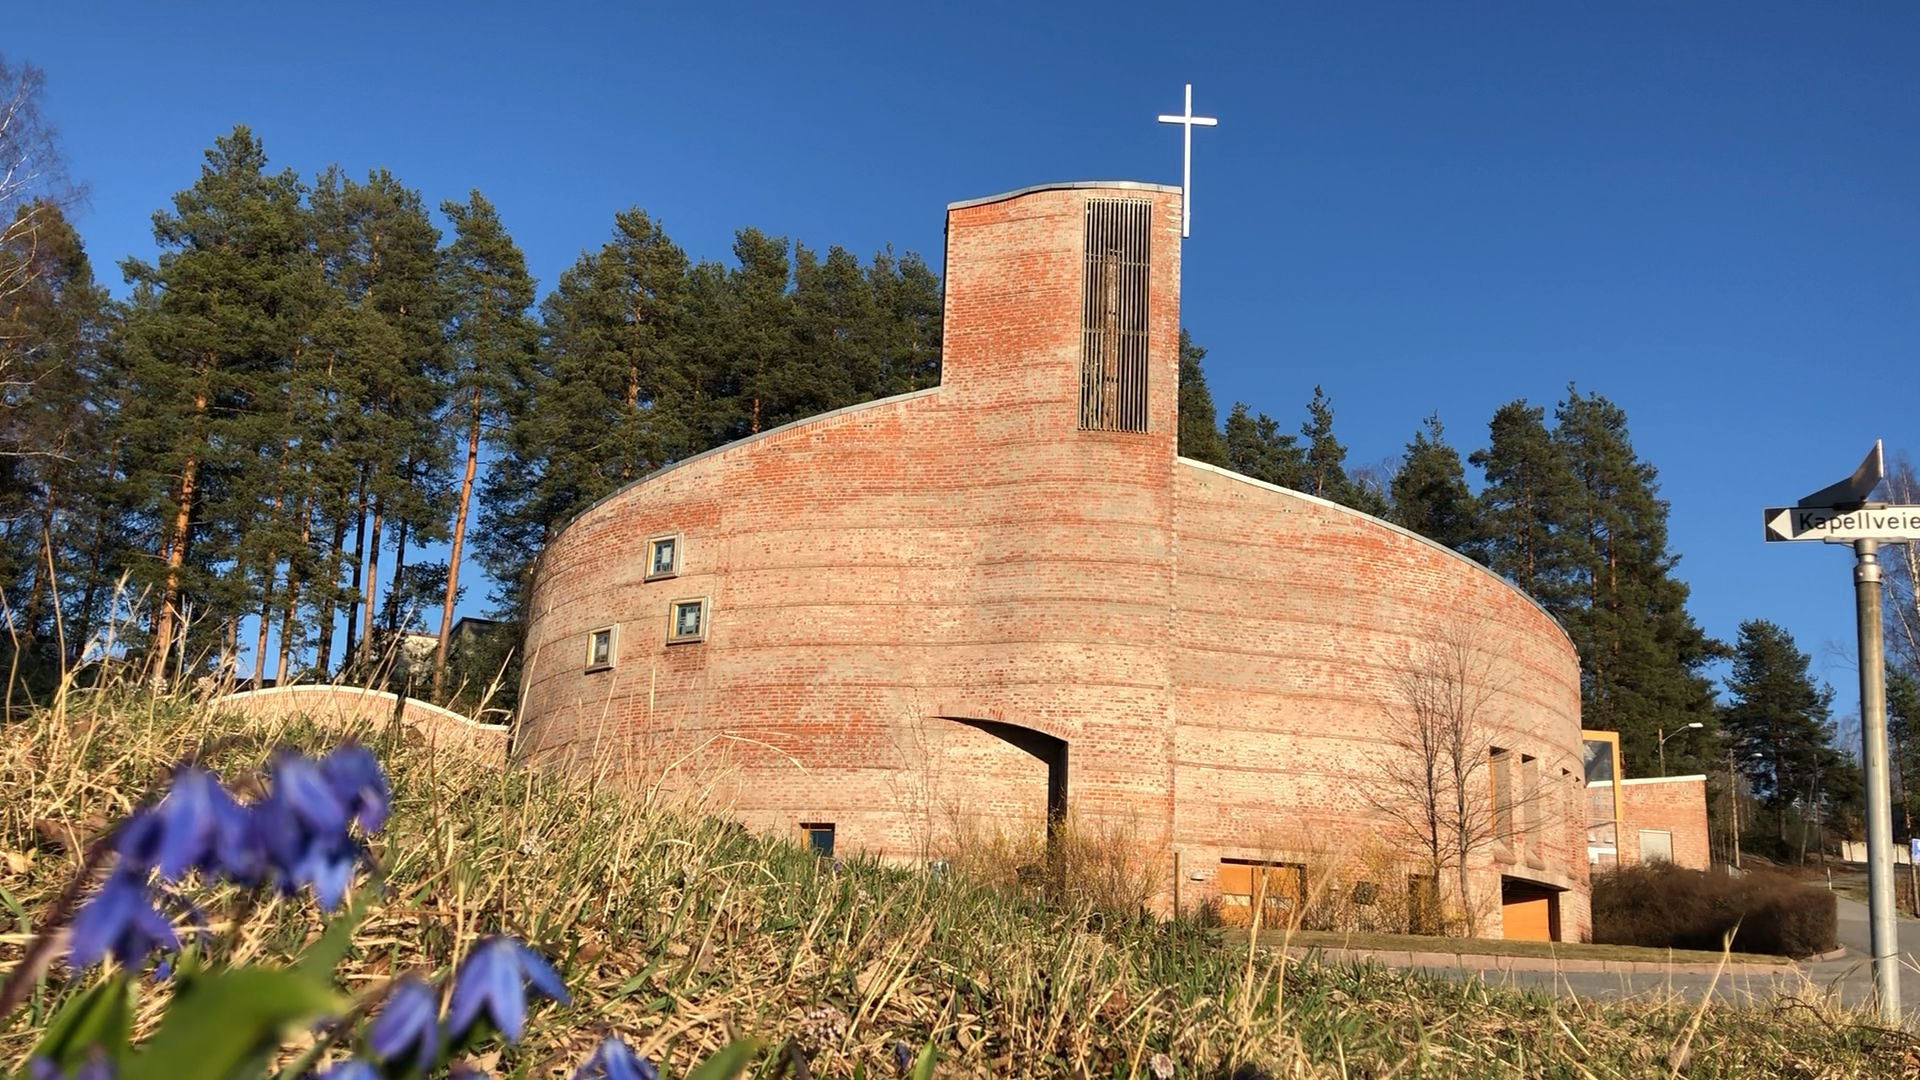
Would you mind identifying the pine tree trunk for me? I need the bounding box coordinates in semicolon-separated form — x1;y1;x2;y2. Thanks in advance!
72;441;123;661
387;517;409;634
276;497;310;684
435;388;482;700
315;511;349;676
21;491;57;638
151;448;199;684
253;583;274;688
152;372;210;684
359;495;384;670
252;489;282;688
343;473;369;668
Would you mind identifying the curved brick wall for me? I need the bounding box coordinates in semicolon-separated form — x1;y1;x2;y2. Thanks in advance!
1172;461;1587;937
516;182;1587;937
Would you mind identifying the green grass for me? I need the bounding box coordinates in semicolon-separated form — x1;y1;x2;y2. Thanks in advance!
1249;929;1796;967
1;684;1916;1077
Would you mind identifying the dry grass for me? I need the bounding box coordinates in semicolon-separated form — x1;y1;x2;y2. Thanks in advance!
2;686;1918;1078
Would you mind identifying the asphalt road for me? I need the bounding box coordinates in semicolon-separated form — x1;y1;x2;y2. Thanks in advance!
1422;892;1920;1017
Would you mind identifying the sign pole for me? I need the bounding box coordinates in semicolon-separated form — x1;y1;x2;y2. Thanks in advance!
1856;537;1900;1020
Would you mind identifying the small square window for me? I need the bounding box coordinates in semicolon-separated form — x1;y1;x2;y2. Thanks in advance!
668;598;708;644
801;822;835;857
585;626;616;672
646;534;680;580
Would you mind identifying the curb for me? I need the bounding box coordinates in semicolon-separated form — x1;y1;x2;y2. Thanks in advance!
1286;944;1798;979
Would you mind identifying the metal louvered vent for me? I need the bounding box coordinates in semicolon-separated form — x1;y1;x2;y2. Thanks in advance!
1079;198;1152;433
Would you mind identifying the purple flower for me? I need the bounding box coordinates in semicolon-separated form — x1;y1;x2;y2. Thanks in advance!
209;786;268;885
368;977;442;1071
29;1053;115;1080
115;769;250;882
572;1038;658;1080
321;744;389;833
446;937;570;1043
67;870;177;971
255;752;366;910
312;1060;379;1080
893;1041;915;1076
271;753;349;838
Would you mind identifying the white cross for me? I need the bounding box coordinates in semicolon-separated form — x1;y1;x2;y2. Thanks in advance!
1157;83;1218;238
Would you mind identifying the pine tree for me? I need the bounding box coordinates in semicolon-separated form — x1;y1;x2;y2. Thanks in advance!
1176;330;1227;466
432;191;535;698
118;127;315;682
0;201;115;672
478;209;693;612
793;244;880;403
1469;400;1568;594
1551;387;1720;772
1390;413;1479;552
1300;385;1362;508
1722;619;1839;846
1223;402;1306;488
300;167;452;676
867;248;942;395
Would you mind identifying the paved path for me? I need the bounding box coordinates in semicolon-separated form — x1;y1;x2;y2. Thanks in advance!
1300;892;1920;1017
1823;893;1920;1012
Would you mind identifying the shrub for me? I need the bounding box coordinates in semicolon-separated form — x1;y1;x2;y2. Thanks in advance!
1591;863;1837;958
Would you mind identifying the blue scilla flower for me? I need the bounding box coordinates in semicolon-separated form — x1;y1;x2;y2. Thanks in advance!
67;869;177;971
572;1037;658;1080
368;976;442;1072
321;744;390;833
311;1059;379;1080
115;768;248;882
446;937;570;1044
255;751;366;910
29;1051;116;1080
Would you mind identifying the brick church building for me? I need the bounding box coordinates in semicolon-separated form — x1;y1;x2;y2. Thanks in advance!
513;182;1590;940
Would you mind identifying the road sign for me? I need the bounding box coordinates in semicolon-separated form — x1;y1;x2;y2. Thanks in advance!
1801;439;1884;508
1767;440;1903;1021
1764;504;1920;543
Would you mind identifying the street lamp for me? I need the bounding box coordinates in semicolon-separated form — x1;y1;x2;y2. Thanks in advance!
1657;722;1704;777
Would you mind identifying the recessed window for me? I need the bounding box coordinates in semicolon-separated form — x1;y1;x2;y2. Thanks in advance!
585;626;616;672
1639;829;1674;864
647;534;681;580
1489;746;1514;841
801;822;835;857
1079;197;1151;433
668;598;708;644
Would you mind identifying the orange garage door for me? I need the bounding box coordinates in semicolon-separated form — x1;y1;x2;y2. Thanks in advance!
1500;878;1560;942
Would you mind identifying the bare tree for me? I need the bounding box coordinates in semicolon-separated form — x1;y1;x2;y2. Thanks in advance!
0;55;79;311
1884;453;1919;675
1367;620;1549;936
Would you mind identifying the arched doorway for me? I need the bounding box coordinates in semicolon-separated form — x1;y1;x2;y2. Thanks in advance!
942;715;1069;836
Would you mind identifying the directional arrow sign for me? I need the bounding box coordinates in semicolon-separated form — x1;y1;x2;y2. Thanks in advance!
1764;504;1920;542
1801;439;1884;508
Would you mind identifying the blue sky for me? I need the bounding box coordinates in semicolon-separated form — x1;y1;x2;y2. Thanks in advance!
14;3;1918;701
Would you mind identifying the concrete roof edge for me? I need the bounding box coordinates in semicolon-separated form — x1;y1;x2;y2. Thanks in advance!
1175;457;1576;651
946;180;1182;211
1618;775;1709;786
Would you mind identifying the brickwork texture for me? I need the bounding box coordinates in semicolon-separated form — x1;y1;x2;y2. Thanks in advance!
514;182;1590;939
1614;777;1712;870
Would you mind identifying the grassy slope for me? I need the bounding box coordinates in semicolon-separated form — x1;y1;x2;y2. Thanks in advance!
0;689;1914;1078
